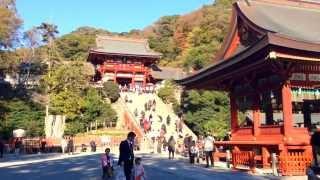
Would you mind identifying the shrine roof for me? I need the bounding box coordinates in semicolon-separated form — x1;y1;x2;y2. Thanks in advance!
150;66;186;80
177;0;320;89
90;36;162;58
237;0;320;43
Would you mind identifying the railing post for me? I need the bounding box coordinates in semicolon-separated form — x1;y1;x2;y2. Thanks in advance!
271;153;278;176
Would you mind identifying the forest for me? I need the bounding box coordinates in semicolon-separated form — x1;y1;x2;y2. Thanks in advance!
0;0;233;138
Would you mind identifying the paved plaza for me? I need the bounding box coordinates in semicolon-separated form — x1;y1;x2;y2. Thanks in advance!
0;152;283;180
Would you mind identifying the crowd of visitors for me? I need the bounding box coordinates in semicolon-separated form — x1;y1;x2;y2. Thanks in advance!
119;84;156;94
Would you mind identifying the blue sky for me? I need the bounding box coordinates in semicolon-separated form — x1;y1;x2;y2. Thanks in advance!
16;0;213;36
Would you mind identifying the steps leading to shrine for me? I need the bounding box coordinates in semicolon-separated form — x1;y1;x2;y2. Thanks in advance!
119;92;196;141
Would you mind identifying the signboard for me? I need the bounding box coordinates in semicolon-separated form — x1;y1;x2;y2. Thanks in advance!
309;74;320;82
290;73;306;81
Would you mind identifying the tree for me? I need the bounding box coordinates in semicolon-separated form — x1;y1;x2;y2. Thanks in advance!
82;88;117;129
0;99;45;139
157;80;177;104
37;22;59;116
0;0;22;48
181;90;230;138
102;81;120;103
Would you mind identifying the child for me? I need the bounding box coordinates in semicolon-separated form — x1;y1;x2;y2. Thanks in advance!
134;157;146;180
101;148;114;180
190;140;199;164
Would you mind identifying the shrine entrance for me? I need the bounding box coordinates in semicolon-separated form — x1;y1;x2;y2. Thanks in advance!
116;77;132;86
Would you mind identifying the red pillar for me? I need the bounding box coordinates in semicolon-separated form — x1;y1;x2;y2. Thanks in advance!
252;94;260;137
131;72;135;87
143;72;147;89
113;71;117;83
230;94;238;134
282;81;293;137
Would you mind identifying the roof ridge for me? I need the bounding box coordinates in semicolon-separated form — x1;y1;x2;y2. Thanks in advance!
96;35;147;43
250;0;320;9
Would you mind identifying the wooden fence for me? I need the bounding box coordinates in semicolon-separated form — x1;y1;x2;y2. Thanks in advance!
279;152;312;176
232;151;256;171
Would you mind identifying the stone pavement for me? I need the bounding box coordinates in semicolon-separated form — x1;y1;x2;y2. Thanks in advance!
0;151;306;180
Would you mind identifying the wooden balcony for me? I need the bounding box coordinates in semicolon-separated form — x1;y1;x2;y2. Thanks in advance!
99;63;148;73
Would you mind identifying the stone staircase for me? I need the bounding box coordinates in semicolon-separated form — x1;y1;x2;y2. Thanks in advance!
120;92;196;141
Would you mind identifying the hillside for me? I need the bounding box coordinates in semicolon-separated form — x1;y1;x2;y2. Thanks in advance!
51;0;233;71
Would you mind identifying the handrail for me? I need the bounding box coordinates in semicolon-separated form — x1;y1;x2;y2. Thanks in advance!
154;95;197;139
118;96;153;146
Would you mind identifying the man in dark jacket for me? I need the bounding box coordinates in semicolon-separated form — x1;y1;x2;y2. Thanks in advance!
0;137;4;158
118;132;136;180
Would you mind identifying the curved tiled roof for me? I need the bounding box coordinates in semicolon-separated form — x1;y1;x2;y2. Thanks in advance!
237;0;320;43
91;36;162;57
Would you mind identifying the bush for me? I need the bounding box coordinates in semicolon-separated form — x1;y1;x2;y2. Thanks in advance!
102;81;120;103
157;81;176;104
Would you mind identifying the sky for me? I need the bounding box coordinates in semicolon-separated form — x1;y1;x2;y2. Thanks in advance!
16;0;213;36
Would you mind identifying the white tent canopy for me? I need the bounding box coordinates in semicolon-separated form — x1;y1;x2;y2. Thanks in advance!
13;129;26;138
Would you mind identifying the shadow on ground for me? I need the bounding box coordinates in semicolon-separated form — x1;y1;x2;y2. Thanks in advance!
0;153;103;180
0;152;281;180
138;153;280;180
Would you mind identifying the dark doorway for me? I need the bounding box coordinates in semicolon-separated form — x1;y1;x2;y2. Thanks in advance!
117;77;132;86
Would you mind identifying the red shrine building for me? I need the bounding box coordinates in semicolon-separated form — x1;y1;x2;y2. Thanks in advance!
178;0;320;173
88;36;162;88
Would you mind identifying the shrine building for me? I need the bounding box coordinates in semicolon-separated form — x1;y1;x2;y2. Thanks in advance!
88;36;162;88
177;0;320;172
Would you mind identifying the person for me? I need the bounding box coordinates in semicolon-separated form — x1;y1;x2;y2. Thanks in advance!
162;137;167;152
168;136;176;159
67;136;74;155
61;137;67;154
101;148;114;180
196;135;204;162
134;108;138;117
118;132;136;180
134;157;146;180
190;140;198;164
223;132;231;141
157;137;162;154
166;115;171;126
90;140;96;152
161;124;167;134
40;137;46;153
0;137;4;158
204;133;215;168
311;128;320;167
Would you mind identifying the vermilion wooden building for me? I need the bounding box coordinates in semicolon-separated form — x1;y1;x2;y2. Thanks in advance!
88;36;161;88
178;0;320;172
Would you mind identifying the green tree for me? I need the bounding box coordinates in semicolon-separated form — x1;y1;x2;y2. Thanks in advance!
182;90;230;138
157;80;176;104
0;0;22;48
82;88;117;127
0;99;45;138
102;81;120;103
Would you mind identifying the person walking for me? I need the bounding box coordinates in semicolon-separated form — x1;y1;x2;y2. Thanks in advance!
190;140;198;164
118;132;136;180
166;115;171;126
168;136;176;159
0;137;4;158
67;136;75;155
134;157;146;180
101;148;114;180
204;133;215;168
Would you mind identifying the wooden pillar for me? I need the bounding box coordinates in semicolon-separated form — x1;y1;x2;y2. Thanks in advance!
143;72;147;88
131;72;135;87
113;71;117;83
282;81;293;137
252;94;261;137
262;146;270;168
230;94;238;133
